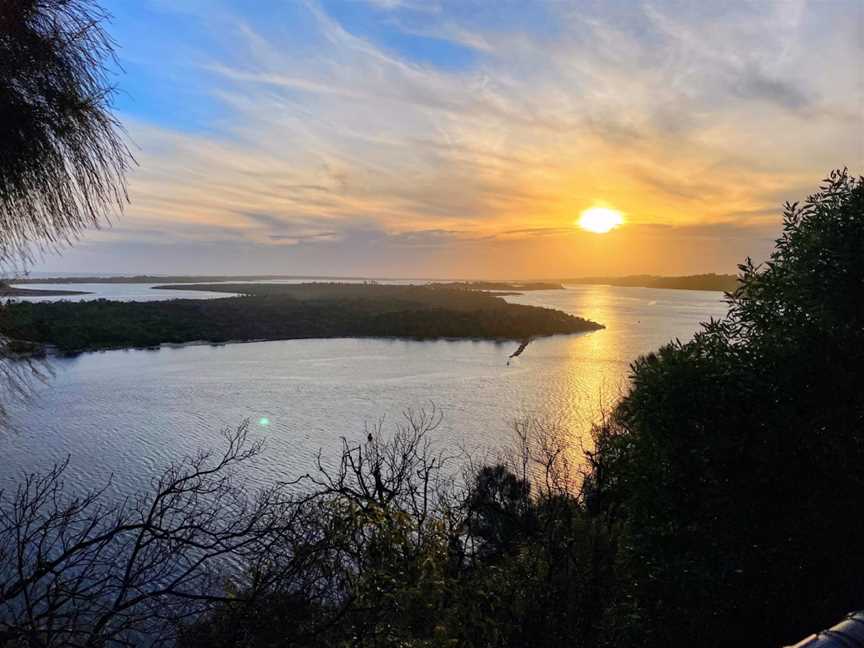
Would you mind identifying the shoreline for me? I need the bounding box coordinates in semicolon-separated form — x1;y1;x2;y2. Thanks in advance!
1;287;91;297
31;329;600;358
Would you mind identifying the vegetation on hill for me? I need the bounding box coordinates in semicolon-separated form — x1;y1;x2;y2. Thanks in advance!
0;284;602;354
568;273;738;292
584;169;864;645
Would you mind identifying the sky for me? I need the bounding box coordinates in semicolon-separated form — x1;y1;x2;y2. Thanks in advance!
34;0;864;278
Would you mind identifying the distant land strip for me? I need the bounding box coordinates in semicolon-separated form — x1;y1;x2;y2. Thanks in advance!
10;273;738;292
13;275;562;291
565;273;738;292
14;274;386;284
0;283;602;355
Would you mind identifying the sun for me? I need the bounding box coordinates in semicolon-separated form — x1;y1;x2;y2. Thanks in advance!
577;207;624;234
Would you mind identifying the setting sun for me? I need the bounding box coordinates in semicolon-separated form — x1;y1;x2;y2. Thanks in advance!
577;207;624;234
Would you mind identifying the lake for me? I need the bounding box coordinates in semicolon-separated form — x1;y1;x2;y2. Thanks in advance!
0;285;727;496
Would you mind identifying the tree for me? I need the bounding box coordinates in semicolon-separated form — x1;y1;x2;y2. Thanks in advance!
587;170;864;647
180;408;459;648
0;0;132;270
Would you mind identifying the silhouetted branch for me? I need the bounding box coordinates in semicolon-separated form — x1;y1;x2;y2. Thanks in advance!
0;423;293;646
0;0;134;270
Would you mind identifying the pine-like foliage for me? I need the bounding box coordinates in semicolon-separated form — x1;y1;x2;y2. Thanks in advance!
0;0;132;269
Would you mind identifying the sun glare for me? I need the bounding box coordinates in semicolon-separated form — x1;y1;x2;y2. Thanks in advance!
578;207;624;234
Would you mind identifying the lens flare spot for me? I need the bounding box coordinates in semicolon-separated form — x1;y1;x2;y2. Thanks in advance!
258;417;270;426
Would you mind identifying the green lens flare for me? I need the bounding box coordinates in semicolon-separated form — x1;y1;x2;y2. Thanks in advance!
258;417;270;426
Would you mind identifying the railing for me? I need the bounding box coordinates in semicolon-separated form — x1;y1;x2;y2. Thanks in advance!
786;612;864;647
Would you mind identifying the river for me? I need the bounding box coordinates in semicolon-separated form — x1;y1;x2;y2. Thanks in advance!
0;284;727;495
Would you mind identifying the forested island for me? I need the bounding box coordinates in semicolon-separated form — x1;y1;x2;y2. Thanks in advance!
567;273;737;291
0;283;601;355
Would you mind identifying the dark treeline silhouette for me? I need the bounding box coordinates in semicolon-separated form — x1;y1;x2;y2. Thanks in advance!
0;284;602;354
0;170;861;647
14;277;563;292
150;282;554;300
567;273;738;292
426;281;564;292
585;169;864;646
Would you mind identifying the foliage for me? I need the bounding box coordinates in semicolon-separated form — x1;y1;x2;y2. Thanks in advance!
179;412;613;648
586;169;864;646
0;0;132;269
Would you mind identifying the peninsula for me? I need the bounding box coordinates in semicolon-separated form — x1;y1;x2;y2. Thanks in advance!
0;283;602;355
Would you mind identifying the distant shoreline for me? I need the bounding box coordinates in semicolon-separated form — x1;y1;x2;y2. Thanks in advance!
12;275;563;289
12;273;736;292
13;274;389;284
565;273;737;292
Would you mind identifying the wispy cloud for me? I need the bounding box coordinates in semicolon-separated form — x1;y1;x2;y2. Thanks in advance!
57;0;862;276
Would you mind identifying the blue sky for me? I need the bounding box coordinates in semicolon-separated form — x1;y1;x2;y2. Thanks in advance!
34;0;864;277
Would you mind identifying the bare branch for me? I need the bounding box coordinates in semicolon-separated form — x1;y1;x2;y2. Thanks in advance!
0;423;292;646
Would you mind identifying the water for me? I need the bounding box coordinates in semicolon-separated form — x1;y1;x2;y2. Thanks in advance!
0;285;727;496
7;282;240;302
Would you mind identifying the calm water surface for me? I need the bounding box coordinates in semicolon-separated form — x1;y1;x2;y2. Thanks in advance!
1;285;727;495
8;282;240;301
